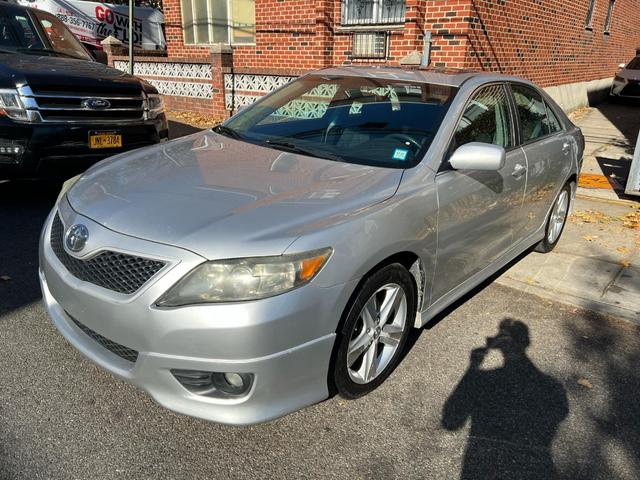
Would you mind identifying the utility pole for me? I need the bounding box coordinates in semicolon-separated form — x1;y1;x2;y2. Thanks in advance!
128;0;134;75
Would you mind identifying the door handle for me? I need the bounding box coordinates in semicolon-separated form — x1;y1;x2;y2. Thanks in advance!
562;142;571;154
511;163;527;179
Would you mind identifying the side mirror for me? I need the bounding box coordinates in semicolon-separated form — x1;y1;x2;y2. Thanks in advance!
92;49;108;65
449;142;506;171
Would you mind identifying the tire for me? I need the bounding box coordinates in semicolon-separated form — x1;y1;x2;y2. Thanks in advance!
332;263;416;399
535;183;571;253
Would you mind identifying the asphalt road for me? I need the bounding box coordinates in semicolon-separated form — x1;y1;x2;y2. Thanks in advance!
1;182;639;480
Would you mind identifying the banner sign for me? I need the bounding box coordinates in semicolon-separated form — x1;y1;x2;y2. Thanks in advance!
18;0;166;50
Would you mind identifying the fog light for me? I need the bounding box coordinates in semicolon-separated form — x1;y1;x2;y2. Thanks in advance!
171;369;253;398
0;145;23;155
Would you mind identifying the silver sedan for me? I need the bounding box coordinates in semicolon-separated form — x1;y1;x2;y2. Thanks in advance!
39;67;583;425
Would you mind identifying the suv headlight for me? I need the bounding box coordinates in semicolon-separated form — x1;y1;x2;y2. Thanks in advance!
0;89;28;121
145;93;165;119
156;248;332;306
613;75;627;85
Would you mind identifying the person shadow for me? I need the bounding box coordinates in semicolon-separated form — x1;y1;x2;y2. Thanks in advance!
442;319;569;480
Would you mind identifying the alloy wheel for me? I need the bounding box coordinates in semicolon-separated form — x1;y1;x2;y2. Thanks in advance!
547;190;569;244
346;283;407;384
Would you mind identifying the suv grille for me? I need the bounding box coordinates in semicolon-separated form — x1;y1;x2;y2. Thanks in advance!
68;313;139;363
51;213;166;295
21;86;145;123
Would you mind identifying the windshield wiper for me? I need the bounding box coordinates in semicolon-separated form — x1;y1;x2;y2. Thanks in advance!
213;124;244;140
16;48;80;59
263;139;343;162
0;48;16;54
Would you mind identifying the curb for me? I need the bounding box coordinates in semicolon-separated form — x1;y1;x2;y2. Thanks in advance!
495;275;640;326
575;191;639;206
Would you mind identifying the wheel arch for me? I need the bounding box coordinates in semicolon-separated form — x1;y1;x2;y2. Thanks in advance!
327;250;425;396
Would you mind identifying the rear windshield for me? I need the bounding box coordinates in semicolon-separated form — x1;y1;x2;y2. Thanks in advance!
222;75;458;168
626;57;640;70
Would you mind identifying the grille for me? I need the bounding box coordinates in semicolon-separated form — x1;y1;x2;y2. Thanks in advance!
21;86;145;123
68;313;139;363
50;213;165;295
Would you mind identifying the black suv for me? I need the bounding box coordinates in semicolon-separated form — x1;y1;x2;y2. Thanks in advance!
0;0;168;178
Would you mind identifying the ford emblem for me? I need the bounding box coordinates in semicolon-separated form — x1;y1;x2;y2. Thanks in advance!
82;98;111;110
65;224;89;252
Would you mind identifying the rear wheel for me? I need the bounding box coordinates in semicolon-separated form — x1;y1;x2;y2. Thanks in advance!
332;264;416;399
535;183;571;253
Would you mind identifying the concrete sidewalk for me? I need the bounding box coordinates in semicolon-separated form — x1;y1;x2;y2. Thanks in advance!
497;196;640;324
571;101;639;201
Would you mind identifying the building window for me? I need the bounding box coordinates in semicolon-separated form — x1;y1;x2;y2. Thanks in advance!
181;0;255;45
341;0;406;26
352;32;388;58
585;0;596;29
604;0;615;34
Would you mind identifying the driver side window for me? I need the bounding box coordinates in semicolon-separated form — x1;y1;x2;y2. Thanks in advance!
452;84;513;151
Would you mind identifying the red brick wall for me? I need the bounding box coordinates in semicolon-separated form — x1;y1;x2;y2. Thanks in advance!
152;0;640;114
462;0;640;88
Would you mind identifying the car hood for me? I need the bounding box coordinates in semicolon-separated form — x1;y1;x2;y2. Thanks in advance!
619;68;640;81
0;53;147;93
67;131;403;259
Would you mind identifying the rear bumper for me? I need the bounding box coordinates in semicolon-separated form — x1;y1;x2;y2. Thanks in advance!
0;114;168;179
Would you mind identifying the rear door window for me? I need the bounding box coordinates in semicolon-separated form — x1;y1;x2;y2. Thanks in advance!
544;103;563;134
511;84;549;143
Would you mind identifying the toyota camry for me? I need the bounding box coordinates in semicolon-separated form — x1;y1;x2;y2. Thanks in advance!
39;67;583;425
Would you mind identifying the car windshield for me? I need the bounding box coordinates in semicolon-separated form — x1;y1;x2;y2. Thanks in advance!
222;75;458;168
626;57;640;70
0;6;91;60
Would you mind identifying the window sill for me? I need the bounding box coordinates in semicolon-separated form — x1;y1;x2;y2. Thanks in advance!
337;24;405;33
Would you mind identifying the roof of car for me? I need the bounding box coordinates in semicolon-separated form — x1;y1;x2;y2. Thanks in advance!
310;66;518;87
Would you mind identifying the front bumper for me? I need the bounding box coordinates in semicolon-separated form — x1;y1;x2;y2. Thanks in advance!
611;78;640;98
39;200;355;425
0;114;168;179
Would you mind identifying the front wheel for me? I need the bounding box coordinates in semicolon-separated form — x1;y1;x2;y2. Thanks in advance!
332;264;416;399
535;183;571;253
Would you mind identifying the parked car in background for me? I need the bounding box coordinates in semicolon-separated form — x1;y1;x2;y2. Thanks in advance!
611;56;640;99
40;67;583;425
0;0;167;179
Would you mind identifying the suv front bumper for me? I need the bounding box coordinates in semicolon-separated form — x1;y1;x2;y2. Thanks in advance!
0;115;168;179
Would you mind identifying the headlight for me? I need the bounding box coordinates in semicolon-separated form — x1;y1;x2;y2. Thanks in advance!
156;248;333;306
56;173;82;205
145;93;165;119
0;89;28;121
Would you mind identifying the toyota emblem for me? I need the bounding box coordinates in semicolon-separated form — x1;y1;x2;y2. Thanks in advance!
65;224;89;252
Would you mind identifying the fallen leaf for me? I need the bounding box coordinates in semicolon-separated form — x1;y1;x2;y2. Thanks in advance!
0;275;11;282
617;246;630;254
577;378;593;389
620;260;631;268
583;235;597;242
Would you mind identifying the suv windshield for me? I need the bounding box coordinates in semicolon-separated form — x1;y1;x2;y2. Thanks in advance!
626;57;640;70
0;5;91;60
222;75;458;168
